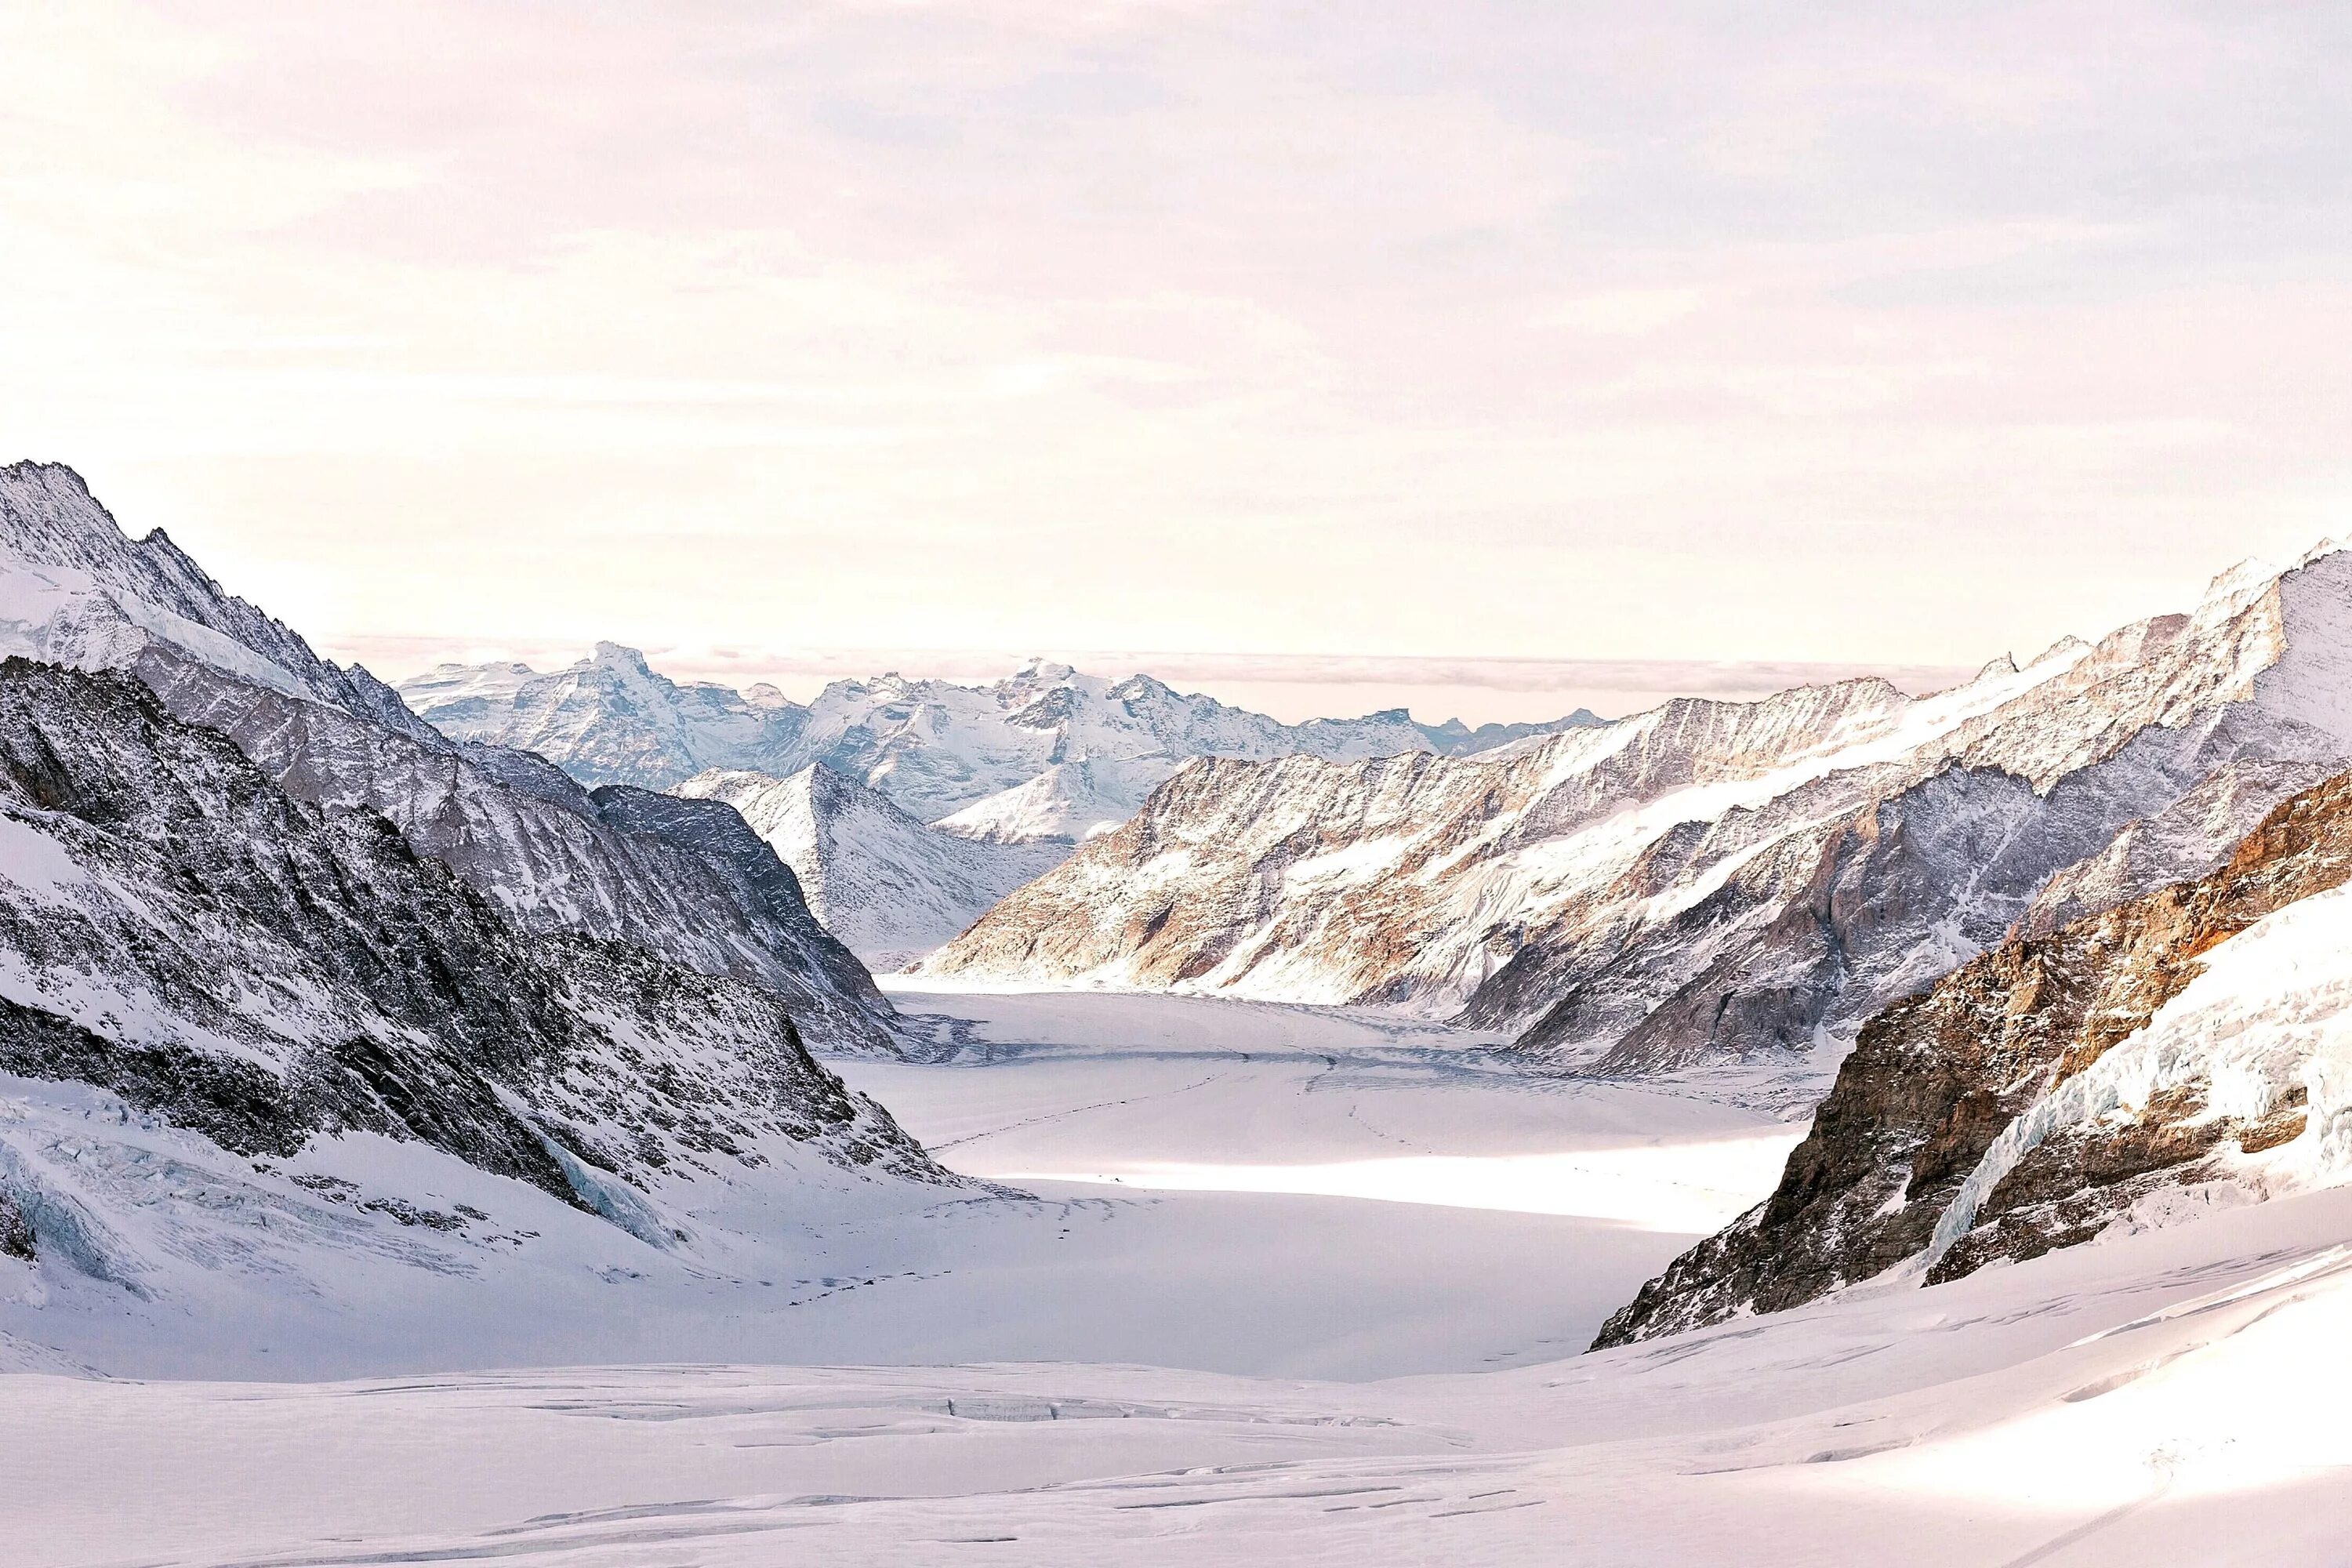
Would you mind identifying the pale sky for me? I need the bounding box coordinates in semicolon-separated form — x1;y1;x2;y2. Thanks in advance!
5;2;2348;722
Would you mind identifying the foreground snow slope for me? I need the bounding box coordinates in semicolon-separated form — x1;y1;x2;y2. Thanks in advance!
13;1174;2352;1566
931;546;2352;1087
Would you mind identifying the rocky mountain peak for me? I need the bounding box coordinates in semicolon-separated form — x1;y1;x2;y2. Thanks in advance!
2;466;903;1058
587;640;658;674
786;760;891;816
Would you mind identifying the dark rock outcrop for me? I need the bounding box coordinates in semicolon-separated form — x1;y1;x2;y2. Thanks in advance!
1592;769;2352;1348
0;1189;33;1262
132;645;904;1057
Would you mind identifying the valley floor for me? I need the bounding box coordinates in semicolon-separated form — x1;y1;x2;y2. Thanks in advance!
9;985;2351;1564
839;978;1806;1378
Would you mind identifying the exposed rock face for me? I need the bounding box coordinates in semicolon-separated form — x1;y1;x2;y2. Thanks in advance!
1592;770;2352;1348
1504;714;2326;1076
2016;757;2332;937
0;660;945;1229
930;550;2352;1081
677;765;1068;967
405;652;1602;828
0;1190;32;1262
0;463;902;1058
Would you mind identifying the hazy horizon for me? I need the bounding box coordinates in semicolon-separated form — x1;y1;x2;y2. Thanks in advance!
356;631;1989;727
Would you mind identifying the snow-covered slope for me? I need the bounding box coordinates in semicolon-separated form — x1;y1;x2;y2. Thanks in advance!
929;549;2352;1084
405;653;1603;828
17;985;2352;1563
1595;765;2352;1346
0;463;902;1057
677;766;1067;967
0;660;948;1284
0;462;436;743
931;757;1137;844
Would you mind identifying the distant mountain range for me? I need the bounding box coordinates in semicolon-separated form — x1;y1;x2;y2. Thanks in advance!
399;646;1603;833
16;450;2352;1345
399;644;1605;964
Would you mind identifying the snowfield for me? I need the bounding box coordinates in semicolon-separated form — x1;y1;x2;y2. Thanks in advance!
11;985;2352;1565
0;987;1795;1384
13;1207;2352;1566
861;979;1802;1236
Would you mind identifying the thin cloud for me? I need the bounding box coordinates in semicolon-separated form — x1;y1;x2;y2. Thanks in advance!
9;3;2348;703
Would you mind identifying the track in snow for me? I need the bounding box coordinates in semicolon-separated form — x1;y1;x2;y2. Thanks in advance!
15;1182;2352;1566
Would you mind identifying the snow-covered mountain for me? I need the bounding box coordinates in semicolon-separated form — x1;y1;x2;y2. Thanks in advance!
0;462;902;1057
927;546;2352;1086
402;652;1604;833
0;658;949;1279
930;757;1138;845
1595;764;2352;1347
401;646;1606;959
677;765;1067;967
0;461;979;1363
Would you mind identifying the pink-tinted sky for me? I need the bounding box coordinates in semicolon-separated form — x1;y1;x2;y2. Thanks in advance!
5;2;2348;721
